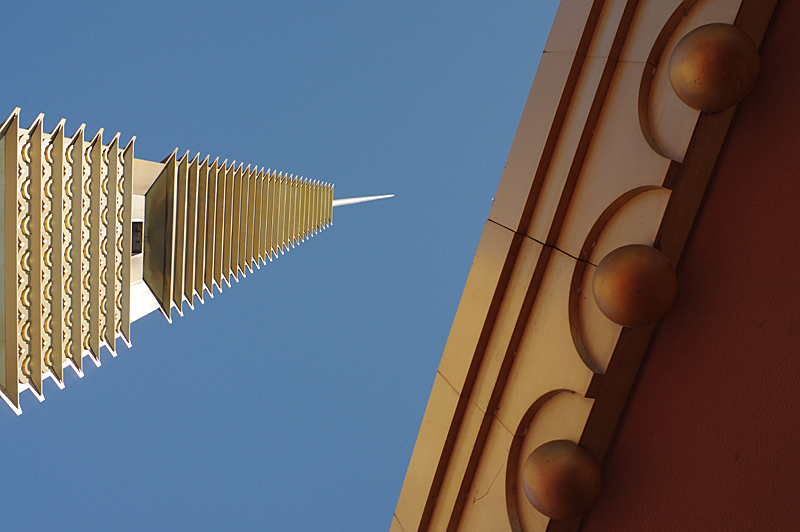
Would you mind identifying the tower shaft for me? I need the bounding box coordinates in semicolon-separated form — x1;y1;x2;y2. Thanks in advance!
0;109;334;413
142;150;333;321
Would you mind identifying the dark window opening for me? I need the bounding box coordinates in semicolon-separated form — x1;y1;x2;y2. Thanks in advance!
132;221;143;255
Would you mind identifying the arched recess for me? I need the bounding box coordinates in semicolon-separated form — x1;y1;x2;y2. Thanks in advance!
639;0;740;161
568;186;671;374
506;390;594;532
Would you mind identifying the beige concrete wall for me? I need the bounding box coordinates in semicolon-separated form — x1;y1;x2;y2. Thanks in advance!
391;0;779;531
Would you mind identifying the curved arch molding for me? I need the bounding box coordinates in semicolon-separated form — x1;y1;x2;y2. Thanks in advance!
390;1;779;532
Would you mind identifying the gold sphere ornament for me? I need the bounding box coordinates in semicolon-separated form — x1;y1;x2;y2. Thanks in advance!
522;440;602;520
669;23;760;112
593;244;677;327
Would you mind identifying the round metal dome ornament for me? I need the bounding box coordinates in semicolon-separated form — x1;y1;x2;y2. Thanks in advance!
593;244;677;327
522;440;602;520
669;23;760;112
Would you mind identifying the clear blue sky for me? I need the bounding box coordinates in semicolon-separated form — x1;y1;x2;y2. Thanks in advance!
0;2;559;530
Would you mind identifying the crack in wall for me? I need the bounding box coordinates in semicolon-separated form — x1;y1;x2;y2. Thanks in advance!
472;464;505;504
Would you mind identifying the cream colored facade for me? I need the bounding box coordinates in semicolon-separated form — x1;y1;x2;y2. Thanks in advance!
391;0;778;531
0;109;333;414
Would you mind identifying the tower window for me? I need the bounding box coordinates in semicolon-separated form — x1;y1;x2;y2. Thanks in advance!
132;221;143;255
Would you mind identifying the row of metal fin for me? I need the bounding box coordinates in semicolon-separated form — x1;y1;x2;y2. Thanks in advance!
0;109;134;413
143;149;334;322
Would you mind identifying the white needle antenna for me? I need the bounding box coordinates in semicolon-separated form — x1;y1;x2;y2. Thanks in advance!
332;194;395;207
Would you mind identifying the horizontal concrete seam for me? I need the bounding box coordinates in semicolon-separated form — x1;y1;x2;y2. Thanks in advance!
487;218;597;267
393;514;407;532
468;396;486;416
437;370;460;396
542;50;587;58
467;394;514;436
494;413;515;436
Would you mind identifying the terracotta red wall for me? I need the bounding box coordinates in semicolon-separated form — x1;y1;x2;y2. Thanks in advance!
581;1;800;530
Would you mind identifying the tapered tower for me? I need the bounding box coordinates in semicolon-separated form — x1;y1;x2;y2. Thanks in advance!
0;108;389;414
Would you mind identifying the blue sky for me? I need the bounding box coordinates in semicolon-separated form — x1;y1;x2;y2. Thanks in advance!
0;2;559;530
